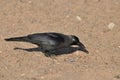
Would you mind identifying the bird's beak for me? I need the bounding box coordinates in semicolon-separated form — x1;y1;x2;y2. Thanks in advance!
80;48;89;54
77;42;89;54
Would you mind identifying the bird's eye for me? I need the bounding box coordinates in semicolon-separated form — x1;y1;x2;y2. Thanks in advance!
72;38;76;41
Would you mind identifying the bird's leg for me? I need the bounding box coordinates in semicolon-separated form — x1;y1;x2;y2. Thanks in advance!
44;50;57;59
44;51;52;57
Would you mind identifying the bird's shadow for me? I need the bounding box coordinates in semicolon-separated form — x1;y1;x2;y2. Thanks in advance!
14;46;88;57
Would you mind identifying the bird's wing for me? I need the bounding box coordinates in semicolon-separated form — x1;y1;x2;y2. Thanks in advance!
47;33;65;43
27;33;65;46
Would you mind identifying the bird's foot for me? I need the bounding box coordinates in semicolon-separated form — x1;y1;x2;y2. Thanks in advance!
44;50;57;59
44;53;56;59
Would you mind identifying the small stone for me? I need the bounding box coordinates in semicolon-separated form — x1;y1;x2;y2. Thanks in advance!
69;59;75;62
40;76;44;79
28;1;32;3
21;73;25;76
65;58;76;63
76;16;82;21
66;15;70;18
0;51;2;53
54;59;60;64
118;46;120;48
4;66;8;69
108;22;115;30
75;51;79;56
95;50;99;53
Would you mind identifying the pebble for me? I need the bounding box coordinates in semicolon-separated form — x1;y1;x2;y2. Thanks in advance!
21;73;25;76
40;76;44;79
28;1;32;3
75;51;79;55
65;58;76;63
118;46;120;48
108;22;115;30
66;15;70;18
76;16;82;21
69;59;76;62
0;51;2;53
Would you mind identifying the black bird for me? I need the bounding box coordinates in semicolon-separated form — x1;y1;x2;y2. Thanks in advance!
5;32;89;57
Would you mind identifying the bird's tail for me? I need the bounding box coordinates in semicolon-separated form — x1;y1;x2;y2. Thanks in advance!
4;36;29;42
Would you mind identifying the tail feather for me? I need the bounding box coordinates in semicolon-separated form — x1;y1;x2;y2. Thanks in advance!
4;36;29;42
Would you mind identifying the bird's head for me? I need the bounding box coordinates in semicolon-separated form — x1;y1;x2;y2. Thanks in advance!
71;35;89;53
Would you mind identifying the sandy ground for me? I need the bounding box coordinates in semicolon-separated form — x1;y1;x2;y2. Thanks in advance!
0;0;120;80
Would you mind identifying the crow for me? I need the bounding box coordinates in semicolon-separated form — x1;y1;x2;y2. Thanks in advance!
5;32;89;57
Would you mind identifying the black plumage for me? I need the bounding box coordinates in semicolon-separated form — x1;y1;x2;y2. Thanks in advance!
5;32;89;57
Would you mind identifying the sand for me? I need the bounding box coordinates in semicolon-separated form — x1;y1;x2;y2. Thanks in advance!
0;0;120;80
